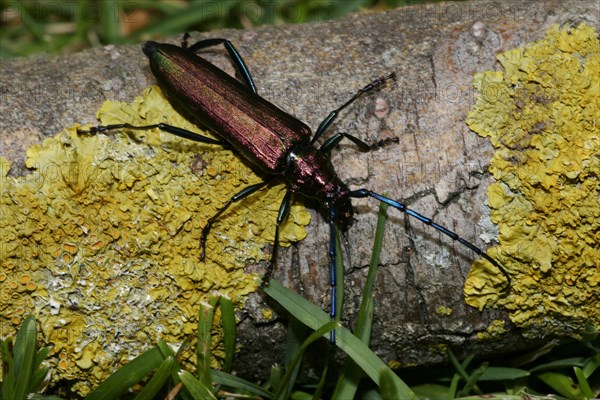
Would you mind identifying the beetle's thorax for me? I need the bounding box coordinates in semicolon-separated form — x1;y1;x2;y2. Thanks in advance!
285;144;354;227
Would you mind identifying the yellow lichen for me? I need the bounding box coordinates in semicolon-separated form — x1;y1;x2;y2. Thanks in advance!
435;306;452;316
261;308;274;320
428;343;448;357
464;23;599;336
0;85;310;394
476;320;507;341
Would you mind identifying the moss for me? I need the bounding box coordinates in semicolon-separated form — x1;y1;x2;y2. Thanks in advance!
0;86;310;394
464;24;599;337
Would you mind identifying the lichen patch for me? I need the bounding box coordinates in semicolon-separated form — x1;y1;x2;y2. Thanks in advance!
0;85;310;394
464;24;599;337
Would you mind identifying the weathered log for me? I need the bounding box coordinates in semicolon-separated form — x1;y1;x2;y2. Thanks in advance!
1;0;597;390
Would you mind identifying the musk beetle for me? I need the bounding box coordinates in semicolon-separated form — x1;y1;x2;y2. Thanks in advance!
79;36;511;342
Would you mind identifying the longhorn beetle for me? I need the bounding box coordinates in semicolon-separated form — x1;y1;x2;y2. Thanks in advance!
79;37;511;342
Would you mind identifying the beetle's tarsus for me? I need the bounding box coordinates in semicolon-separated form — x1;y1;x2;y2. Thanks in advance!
77;126;97;135
369;136;399;150
199;222;211;261
260;271;272;288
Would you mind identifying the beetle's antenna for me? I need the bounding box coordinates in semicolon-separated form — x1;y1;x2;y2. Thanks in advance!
348;189;511;292
311;73;396;145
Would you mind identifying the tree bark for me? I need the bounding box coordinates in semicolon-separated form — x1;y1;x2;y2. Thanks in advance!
1;0;597;383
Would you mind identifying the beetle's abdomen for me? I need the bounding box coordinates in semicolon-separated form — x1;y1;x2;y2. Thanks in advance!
143;41;312;174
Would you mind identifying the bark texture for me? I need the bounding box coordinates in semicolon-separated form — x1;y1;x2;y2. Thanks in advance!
1;0;598;381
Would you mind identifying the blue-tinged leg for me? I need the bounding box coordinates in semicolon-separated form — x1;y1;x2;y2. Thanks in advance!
328;208;337;343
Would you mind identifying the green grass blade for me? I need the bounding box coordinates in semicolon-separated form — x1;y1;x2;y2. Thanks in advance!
336;327;415;399
133;356;176;400
537;371;585;399
285;315;307;366
13;2;46;44
270;364;284;394
29;364;51;393
313;347;331;400
478;367;529;381
325;0;366;19
274;322;338;400
447;347;472;382
459;362;487;396
447;348;474;397
582;352;600;378
122;0;185;14
530;357;586;372
261;278;415;399
1;337;15;400
283;316;308;391
261;278;329;335
33;345;52;372
73;0;92;43
198;298;217;386
211;369;273;398
86;346;165;400
573;366;593;399
379;368;401;400
218;295;236;373
356;201;388;335
458;396;522;400
130;2;236;41
99;0;121;44
156;340;192;400
156;339;177;358
448;372;460;399
25;395;65;400
179;370;218;400
334;201;387;399
13;315;38;399
411;383;452;399
332;297;374;400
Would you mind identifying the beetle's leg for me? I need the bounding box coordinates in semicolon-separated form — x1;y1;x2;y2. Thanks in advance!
319;131;398;153
184;38;257;94
200;179;273;260
78;123;227;146
310;72;396;145
262;190;292;285
347;189;511;292
327;207;338;343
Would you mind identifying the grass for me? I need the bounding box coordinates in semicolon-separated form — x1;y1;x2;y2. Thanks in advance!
1;0;454;58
